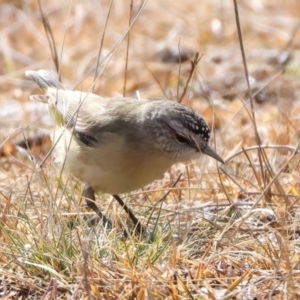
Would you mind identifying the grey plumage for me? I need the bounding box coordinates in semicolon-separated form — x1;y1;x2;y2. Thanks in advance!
26;69;223;195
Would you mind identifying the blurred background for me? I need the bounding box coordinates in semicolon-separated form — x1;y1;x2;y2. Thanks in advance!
1;0;300;157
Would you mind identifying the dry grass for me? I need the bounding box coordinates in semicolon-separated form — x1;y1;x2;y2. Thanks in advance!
1;0;300;298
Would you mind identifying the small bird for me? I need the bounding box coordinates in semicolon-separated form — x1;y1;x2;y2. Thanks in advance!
26;69;223;230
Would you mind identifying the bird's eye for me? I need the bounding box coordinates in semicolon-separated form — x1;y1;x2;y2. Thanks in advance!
175;133;190;144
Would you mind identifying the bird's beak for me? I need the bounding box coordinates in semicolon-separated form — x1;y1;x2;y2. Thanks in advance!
202;145;224;163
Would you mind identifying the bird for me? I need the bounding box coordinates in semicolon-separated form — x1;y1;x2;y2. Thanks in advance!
26;69;223;232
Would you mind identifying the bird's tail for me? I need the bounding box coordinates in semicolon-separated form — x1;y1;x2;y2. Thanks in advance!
26;69;64;91
26;69;65;104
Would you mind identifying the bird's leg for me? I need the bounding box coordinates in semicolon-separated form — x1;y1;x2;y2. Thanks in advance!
84;186;144;236
112;194;145;236
83;185;112;228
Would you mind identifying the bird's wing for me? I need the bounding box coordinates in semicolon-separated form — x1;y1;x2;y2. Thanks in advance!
47;89;134;147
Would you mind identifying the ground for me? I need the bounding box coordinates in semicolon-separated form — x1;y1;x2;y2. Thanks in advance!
1;0;300;299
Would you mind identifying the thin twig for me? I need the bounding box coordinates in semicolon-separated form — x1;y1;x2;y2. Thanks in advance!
74;0;149;93
232;0;259;143
140;59;170;99
93;0;113;93
222;144;300;163
123;0;134;96
38;1;60;79
178;52;202;103
155;173;182;205
176;38;182;102
233;0;271;205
